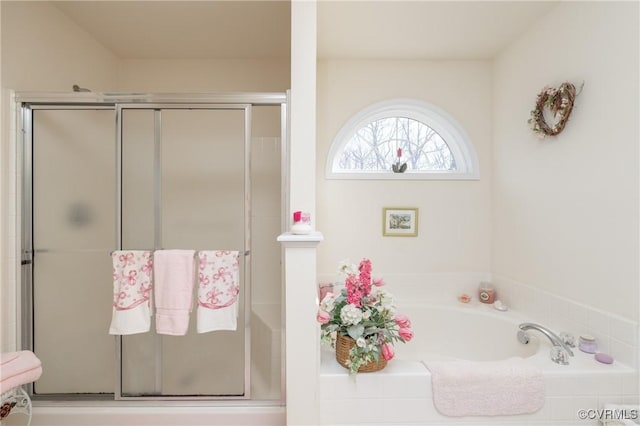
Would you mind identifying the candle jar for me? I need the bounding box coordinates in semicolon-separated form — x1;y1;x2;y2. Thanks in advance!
478;282;496;304
291;211;312;234
578;335;598;354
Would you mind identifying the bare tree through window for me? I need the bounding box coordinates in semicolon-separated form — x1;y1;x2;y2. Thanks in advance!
337;117;456;172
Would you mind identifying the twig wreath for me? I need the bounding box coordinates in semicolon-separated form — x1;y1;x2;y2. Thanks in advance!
528;82;582;139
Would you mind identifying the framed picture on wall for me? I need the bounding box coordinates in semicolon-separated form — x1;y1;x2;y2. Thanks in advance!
382;207;418;237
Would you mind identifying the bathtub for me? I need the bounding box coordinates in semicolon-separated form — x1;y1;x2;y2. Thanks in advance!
319;300;638;425
393;302;539;363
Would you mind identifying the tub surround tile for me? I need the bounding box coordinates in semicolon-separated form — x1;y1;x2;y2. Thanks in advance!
622;396;640;405
319;398;361;425
610;317;638;347
357;398;434;424
598;373;632;396
319;272;491;305
618;374;640;396
492;274;639;370
569;299;591;327
544;374;599;397
589;330;612;356
588;309;611;337
609;339;636;372
553;395;599;422
320;350;430;401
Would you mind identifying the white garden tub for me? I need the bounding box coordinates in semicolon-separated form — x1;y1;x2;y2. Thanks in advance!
319;300;637;425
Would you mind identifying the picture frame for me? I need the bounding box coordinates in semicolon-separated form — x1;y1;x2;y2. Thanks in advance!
382;207;418;237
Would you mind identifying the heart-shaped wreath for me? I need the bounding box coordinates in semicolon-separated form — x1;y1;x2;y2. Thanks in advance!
528;82;578;138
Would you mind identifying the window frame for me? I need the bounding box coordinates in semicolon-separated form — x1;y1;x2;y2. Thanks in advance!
325;98;480;180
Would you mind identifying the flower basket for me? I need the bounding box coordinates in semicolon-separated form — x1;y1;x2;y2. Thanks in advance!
336;333;387;373
318;258;413;374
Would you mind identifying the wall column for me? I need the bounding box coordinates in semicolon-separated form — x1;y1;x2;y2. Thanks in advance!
285;1;319;422
289;0;316;222
278;232;323;425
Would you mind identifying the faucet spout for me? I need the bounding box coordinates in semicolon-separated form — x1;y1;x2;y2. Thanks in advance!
518;322;574;357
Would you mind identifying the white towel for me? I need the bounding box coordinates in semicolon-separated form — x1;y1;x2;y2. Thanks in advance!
427;357;545;417
196;250;240;333
154;250;196;336
109;250;153;335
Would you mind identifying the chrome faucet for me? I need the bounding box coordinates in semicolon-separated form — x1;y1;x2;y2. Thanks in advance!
517;322;575;364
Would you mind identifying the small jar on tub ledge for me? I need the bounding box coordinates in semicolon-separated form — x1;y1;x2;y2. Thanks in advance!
478;282;496;304
578;334;598;354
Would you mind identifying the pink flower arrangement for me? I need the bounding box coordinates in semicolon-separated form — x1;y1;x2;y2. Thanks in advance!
318;258;413;373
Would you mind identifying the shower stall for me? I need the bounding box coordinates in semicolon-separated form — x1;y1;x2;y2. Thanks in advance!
18;92;287;402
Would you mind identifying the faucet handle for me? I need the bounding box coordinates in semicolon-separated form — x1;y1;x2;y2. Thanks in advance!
550;346;570;365
559;332;576;348
517;330;530;344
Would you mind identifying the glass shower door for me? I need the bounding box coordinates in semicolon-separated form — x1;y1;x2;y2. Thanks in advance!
31;108;117;394
120;107;248;397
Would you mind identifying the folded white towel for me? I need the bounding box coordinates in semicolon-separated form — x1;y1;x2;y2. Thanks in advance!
427;357;545;417
196;251;240;333
109;250;153;335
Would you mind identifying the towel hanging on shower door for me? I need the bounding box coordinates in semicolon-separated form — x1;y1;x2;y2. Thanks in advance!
196;250;240;333
109;250;153;335
153;250;196;336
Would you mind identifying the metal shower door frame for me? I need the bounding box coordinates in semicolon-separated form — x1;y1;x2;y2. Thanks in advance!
18;92;288;402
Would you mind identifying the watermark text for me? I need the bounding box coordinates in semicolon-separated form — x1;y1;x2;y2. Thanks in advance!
577;408;639;421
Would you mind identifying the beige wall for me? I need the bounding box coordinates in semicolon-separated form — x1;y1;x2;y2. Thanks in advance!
117;58;289;93
1;1;289;354
1;0;120;352
492;1;639;321
1;1;120;92
316;59;492;278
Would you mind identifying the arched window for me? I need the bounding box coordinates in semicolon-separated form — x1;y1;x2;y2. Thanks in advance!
326;99;479;180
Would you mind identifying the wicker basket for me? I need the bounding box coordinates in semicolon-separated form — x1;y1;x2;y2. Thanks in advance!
335;333;387;373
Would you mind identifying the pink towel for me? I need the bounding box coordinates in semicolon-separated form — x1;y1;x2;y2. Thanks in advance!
0;351;42;393
109;250;153;335
153;250;196;336
196;250;240;333
427;357;544;417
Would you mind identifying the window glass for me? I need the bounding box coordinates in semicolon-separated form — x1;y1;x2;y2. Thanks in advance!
337;117;456;172
326;99;479;180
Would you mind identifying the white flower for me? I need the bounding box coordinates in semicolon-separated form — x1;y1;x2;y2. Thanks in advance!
340;304;363;325
320;294;336;313
377;290;394;308
362;310;371;320
356;337;366;348
337;259;357;277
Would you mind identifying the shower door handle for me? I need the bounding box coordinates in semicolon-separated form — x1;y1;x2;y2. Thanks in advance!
21;250;33;265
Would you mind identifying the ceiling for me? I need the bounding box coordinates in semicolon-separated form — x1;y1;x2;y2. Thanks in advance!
317;1;559;60
51;1;559;61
